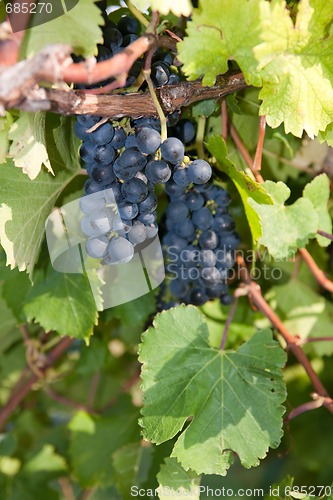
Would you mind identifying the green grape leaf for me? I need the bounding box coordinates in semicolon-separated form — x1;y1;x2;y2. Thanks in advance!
318;123;333;147
69;409;140;488
177;0;262;86
21;0;103;58
248;181;318;259
266;279;333;357
303;174;332;247
207;136;273;243
139;306;287;475
23;267;98;341
112;442;145;499
0;112;13;163
132;0;192;17
157;457;201;500
8;112;53;180
254;0;333;138
0;159;79;278
0;287;21;353
45;114;81;173
23;444;67;475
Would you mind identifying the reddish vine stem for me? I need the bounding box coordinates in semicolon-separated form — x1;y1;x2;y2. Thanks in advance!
253;115;266;171
299;336;333;344
229;123;264;183
44;387;94;413
317;230;333;241
236;255;333;415
221;99;228;142
0;336;73;430
299;248;333;294
220;296;239;350
285;396;329;422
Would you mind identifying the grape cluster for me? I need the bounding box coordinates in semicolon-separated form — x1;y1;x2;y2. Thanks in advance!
163;180;240;306
76;116;165;261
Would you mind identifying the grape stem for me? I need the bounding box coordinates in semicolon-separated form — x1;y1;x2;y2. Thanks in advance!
229;123;264;183
143;11;168;141
253;115;266;171
125;0;150;27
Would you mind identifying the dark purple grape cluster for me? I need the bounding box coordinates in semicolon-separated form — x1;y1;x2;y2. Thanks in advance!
162;180;240;307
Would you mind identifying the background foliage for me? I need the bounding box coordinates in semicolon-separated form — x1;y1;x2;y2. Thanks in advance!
0;0;332;498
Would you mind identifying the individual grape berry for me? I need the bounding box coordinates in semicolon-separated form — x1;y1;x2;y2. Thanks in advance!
77;115;100;127
106;28;123;49
185;191;204;211
137;212;157;225
187;159;212;184
91;164;116;185
200;249;217;267
74;121;90;141
118;201;139;220
128;221;147;244
219;232;240;251
121;178;148;203
146;222;158;239
188;287;209;306
136;127;161;154
192;207;213;230
125;134;138;149
175;219;195;239
151;61;171;86
220;293;233;306
152;49;173;66
206;282;229;299
93;143;116;164
161;137;185;164
176;119;196;144
122;33;139;47
118;15;141;36
84;179;103;195
138;192;157;214
166;201;189;221
165;180;186;198
167;73;181;85
110;128;127;148
86;235;109;259
107;236;134;264
173;166;191;187
169;279;189;298
145;160;171;184
199;229;219;250
80;141;95;163
79;194;105;214
97;44;112;62
212;214;236;233
89;122;115;145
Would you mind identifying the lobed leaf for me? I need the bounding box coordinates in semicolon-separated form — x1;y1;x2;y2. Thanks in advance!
139;305;287;475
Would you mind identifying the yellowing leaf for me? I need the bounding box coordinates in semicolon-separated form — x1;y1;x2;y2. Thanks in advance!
254;0;333;138
9;112;53;180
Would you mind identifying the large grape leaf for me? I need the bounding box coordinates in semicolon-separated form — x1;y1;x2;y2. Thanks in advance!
23;266;99;341
303;173;332;247
177;0;262;86
139;306;287;475
0;159;79;277
8;112;53;180
248;181;318;259
157;457;201;500
207;136;273;243
254;0;333;138
21;0;103;58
